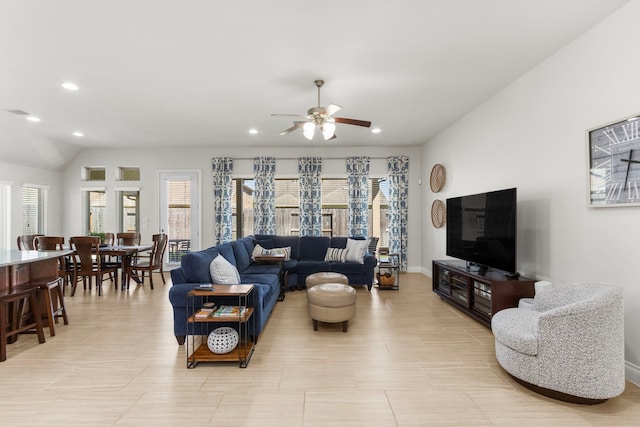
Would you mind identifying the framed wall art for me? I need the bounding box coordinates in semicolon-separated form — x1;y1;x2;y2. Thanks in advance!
588;113;640;207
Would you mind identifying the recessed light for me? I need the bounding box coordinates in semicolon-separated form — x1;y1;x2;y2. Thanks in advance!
73;132;84;137
371;127;381;134
26;116;41;122
249;129;258;135
62;82;79;91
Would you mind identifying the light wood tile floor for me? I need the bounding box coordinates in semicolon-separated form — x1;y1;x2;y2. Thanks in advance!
1;273;639;426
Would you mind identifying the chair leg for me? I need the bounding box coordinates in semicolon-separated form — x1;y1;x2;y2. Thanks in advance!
41;285;56;337
29;292;46;344
160;267;166;285
54;283;69;325
149;271;154;289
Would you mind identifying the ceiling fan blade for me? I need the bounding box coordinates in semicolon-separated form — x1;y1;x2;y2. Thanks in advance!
271;113;309;119
334;117;372;128
325;104;342;117
278;121;306;136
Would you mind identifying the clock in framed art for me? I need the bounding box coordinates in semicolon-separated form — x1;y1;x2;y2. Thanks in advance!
588;113;640;207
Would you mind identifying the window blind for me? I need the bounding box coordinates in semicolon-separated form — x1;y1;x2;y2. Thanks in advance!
22;185;48;234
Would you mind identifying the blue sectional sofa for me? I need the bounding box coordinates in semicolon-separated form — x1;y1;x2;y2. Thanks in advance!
168;235;376;344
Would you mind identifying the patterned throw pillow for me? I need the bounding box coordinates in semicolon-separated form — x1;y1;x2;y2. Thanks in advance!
251;244;268;261
325;247;349;262
265;246;291;261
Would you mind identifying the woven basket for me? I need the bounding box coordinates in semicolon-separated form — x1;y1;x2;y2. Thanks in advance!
379;273;395;286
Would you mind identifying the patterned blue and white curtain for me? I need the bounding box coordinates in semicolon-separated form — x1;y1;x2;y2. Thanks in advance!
346;156;370;237
298;157;322;236
388;156;409;270
253;157;276;235
212;157;234;245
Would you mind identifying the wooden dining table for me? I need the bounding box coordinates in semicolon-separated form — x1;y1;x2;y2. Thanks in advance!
97;244;152;290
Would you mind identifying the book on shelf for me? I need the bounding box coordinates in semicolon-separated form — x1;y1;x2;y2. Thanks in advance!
212;305;247;317
194;308;216;319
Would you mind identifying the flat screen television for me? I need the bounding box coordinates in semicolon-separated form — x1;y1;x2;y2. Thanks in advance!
446;187;517;274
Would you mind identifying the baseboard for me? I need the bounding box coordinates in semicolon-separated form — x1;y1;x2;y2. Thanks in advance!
626;361;640;386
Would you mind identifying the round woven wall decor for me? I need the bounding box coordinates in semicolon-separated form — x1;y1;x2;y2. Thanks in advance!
431;199;446;228
429;164;446;193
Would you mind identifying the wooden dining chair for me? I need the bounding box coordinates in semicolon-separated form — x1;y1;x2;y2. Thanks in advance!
16;234;44;250
116;232;141;246
69;236;119;296
128;233;168;289
33;235;70;285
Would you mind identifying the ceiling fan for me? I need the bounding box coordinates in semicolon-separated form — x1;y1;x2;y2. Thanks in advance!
271;79;371;140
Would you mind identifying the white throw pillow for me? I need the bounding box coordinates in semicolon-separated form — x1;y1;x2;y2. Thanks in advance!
209;254;241;284
345;238;369;264
325;247;349;262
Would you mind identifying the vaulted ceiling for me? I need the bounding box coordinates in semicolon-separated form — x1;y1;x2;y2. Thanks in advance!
0;0;630;170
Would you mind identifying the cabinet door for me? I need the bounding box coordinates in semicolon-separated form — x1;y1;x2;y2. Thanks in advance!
471;280;491;318
434;267;451;295
450;274;469;305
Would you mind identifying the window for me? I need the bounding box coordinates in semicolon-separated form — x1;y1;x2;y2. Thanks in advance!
118;167;140;181
83;167;106;181
0;182;10;250
231;179;254;240
87;190;106;233
162;176;197;263
230;177;389;244
22;185;48;234
118;190;139;232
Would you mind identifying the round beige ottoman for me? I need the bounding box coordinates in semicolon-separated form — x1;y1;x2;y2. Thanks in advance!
305;272;349;290
307;283;356;332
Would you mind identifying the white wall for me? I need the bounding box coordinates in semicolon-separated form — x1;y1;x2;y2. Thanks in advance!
0;160;63;248
422;0;640;383
62;145;423;271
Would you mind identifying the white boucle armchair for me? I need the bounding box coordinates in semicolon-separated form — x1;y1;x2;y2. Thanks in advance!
491;282;625;404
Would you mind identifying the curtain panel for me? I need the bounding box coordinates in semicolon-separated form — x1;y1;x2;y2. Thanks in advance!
388;156;409;270
298;157;322;236
253;157;276;235
346;156;370;237
211;157;234;245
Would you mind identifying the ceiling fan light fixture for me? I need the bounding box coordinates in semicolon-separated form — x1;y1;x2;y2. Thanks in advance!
322;122;336;140
303;122;315;140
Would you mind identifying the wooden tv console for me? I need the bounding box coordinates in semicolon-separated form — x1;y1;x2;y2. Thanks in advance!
432;260;535;328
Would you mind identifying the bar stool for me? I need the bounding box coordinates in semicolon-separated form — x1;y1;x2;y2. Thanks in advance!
29;277;68;337
0;285;46;362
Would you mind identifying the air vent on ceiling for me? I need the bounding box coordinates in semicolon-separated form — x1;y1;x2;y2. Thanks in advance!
6;109;30;115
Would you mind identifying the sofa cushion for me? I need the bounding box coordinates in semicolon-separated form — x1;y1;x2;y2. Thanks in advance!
330;237;348;249
242;263;281;275
231;240;252;271
331;261;366;274
180;247;219;283
217;242;237;266
296;260;331;274
252;244;268;260
299;236;330;261
209;254;241;284
345;238;369;263
254;239;274;250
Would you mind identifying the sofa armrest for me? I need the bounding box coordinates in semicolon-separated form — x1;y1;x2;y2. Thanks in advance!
170;267;187;285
